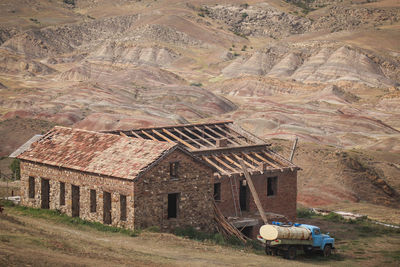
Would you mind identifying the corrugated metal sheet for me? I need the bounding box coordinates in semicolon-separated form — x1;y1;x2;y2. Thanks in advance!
9;135;43;158
17;126;177;180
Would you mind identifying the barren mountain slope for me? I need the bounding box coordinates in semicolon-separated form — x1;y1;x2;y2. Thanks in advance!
0;0;399;215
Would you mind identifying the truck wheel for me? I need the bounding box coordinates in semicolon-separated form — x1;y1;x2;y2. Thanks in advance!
285;246;297;260
323;245;332;257
271;248;278;256
303;246;313;256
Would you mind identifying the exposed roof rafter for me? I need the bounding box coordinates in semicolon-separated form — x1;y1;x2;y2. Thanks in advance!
104;121;299;176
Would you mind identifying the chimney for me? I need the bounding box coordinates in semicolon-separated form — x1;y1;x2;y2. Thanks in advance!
216;138;228;147
259;162;268;172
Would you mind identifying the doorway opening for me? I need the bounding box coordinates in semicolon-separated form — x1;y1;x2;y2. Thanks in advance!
103;191;112;224
239;183;248;211
168;193;179;219
71;185;80;217
240;226;253;238
41;178;50;209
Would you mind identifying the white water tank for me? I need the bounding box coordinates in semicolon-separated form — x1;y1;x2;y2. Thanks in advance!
260;224;312;241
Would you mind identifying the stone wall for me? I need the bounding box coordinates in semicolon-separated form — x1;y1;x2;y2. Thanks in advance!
214;170;297;220
20;148;216;233
134;150;215;232
20;160;135;229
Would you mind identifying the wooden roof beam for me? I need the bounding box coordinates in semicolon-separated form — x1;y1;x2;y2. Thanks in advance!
266;152;297;171
152;130;175;144
242;152;266;173
214;125;247;145
221;154;242;169
242;152;262;165
259;151;285;167
193;126;218;141
184;127;215;147
118;120;233;133
204;125;240;145
239;160;269;224
202;156;230;176
252;152;283;172
212;155;238;173
231;153;256;169
262;150;292;168
162;129;196;150
141;130;158;141
173;128;205;148
130;131;142;138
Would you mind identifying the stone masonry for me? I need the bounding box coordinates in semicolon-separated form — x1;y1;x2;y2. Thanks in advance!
19;147;215;232
20;160;135;229
134;149;214;232
18;126;216;232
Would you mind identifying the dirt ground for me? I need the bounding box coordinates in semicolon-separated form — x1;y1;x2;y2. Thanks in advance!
0;205;399;267
0;208;310;267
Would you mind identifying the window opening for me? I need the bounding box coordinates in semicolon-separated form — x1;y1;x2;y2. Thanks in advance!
28;176;35;198
214;183;221;201
267;177;278;196
120;194;127;221
90;189;96;213
170;162;179;179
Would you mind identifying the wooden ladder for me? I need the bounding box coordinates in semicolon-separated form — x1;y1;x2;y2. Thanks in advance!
229;176;242;217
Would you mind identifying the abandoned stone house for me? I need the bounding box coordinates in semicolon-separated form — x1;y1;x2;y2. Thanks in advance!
16;121;299;238
17;126;215;232
108;121;300;237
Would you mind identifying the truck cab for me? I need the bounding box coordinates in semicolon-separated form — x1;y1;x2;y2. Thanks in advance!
301;224;335;254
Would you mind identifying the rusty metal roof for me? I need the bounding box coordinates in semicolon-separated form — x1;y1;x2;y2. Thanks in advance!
17;126;178;180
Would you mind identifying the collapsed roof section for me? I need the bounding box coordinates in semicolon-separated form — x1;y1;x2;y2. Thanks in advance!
107;121;299;177
110;121;265;150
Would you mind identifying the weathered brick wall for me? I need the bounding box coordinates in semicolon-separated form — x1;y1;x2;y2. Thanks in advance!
215;170;297;220
213;176;238;217
134;150;215;232
20;160;135;229
249;171;297;220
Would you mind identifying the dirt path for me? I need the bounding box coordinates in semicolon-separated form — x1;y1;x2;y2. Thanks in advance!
0;211;312;267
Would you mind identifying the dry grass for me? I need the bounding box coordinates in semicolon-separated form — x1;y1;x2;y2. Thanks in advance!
297;215;400;266
0;202;312;267
0;201;399;266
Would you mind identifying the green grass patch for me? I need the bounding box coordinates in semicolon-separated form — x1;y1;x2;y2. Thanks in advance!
285;0;316;14
190;82;203;87
297;208;316;218
382;250;400;261
323;212;343;223
174;226;219;242
0;235;12;243
1;200;140;237
144;226;160;233
173;226;263;252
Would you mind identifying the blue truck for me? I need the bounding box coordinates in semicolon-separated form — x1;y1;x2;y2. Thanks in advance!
257;222;335;260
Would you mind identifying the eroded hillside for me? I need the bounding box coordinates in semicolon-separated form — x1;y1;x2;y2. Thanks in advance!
0;0;399;215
